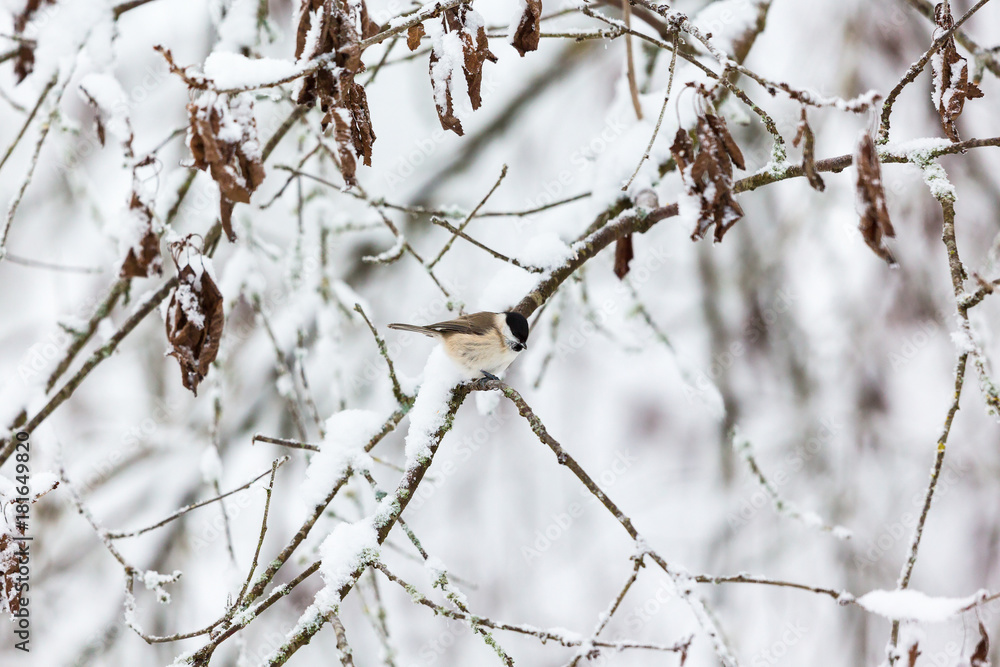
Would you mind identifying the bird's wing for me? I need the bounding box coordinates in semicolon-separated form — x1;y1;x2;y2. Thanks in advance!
425;312;495;335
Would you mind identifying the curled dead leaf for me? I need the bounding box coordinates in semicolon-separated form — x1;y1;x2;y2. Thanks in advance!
931;1;983;141
407;23;425;51
187;91;265;241
855;133;896;265
511;0;542;57
165;238;224;395
119;192;163;279
614;234;634;280
11;0;53;83
970;622;989;667
792;108;824;192
429;6;497;136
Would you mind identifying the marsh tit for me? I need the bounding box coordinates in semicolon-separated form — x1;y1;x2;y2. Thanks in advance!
388;311;529;381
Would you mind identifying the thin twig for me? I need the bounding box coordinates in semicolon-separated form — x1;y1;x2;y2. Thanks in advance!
623;29;678;191
0;73;56;174
106;458;287;539
622;0;643;121
375;563;692;654
429;217;544;272
252;433;320;451
879;0;994;140
234;458;284;611
354;303;408;405
429;164;508;268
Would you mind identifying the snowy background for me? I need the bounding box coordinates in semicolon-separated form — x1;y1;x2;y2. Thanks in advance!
1;0;1000;665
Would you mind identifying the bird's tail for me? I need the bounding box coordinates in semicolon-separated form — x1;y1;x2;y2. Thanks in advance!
387;323;440;338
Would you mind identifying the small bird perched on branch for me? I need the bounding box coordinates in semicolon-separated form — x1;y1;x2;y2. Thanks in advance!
388;311;529;381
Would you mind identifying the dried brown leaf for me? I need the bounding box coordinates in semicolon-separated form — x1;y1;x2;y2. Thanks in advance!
187;92;265;241
932;2;984;141
511;0;542;57
429;48;463;136
971;622;989;667
220;198;236;244
431;7;497;136
855;133;896;265
333;109;358;186
614;234;634;280
119;193;163;278
793;108;824;192
11;0;53;83
704;112;745;171
165;240;224;395
407;23;425;51
906;641;920;667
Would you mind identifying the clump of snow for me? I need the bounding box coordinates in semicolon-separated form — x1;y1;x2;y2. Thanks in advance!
480;264;541;313
404;347;464;462
950;329;976;354
880;138;952;163
300;409;384;509
31;2;113;83
140;569;182;604
204;52;300;91
517;232;575;270
314;519;380;612
856;589;985;622
918;162;957;202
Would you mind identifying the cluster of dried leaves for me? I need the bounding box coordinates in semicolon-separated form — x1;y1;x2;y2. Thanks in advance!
0;477;57;615
187;92;266;242
931;1;983;142
164;239;224;395
295;0;379;185
855;133;897;266
10;0;53;83
416;6;497;136
670;88;746;242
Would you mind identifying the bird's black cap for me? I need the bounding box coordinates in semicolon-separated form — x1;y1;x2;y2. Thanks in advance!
505;312;529;345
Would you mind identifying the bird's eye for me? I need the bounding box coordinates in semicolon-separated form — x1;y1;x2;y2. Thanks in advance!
512;343;524;352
